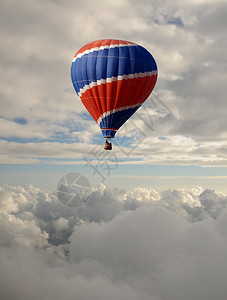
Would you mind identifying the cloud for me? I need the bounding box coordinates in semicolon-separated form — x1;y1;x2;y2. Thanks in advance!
0;183;227;299
0;0;227;166
1;0;227;297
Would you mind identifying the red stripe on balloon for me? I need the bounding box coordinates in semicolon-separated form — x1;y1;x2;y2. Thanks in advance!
74;39;134;58
80;75;157;123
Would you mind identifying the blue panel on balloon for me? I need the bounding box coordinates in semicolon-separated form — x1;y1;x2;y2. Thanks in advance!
71;44;157;94
99;106;141;132
101;129;117;138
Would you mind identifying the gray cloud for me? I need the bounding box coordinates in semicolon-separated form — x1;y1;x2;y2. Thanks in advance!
1;183;227;299
0;0;227;165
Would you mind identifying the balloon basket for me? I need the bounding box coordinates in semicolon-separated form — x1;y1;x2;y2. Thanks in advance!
104;139;112;150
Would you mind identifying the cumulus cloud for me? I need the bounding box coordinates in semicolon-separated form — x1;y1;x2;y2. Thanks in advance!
1;183;227;300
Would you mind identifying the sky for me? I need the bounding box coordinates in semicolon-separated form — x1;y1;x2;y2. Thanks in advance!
0;0;227;298
0;0;227;193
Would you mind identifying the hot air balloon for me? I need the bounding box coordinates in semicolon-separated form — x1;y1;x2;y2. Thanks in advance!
71;39;158;150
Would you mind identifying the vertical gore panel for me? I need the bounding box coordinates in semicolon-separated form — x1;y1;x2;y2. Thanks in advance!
71;39;158;137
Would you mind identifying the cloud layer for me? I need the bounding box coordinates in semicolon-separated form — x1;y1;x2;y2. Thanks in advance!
1;183;227;300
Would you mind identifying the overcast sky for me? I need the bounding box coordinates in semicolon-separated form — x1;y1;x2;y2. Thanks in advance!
0;0;227;165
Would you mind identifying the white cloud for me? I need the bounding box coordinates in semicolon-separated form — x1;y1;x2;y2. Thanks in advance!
0;188;19;213
1;183;227;300
1;133;227;166
54;217;69;231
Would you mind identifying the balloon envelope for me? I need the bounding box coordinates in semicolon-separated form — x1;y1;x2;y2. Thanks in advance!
71;39;158;138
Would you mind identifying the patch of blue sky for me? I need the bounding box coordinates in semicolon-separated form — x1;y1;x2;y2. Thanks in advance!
52;132;81;143
61;121;84;132
114;164;227;177
1;164;227;194
0;132;109;144
113;136;135;148
80;112;94;121
0;137;44;143
1;164;227;177
167;17;184;27
156;110;170;116
13;117;27;124
36;157;84;163
0;136;77;144
0;164;88;175
159;137;167;141
153;16;184;28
